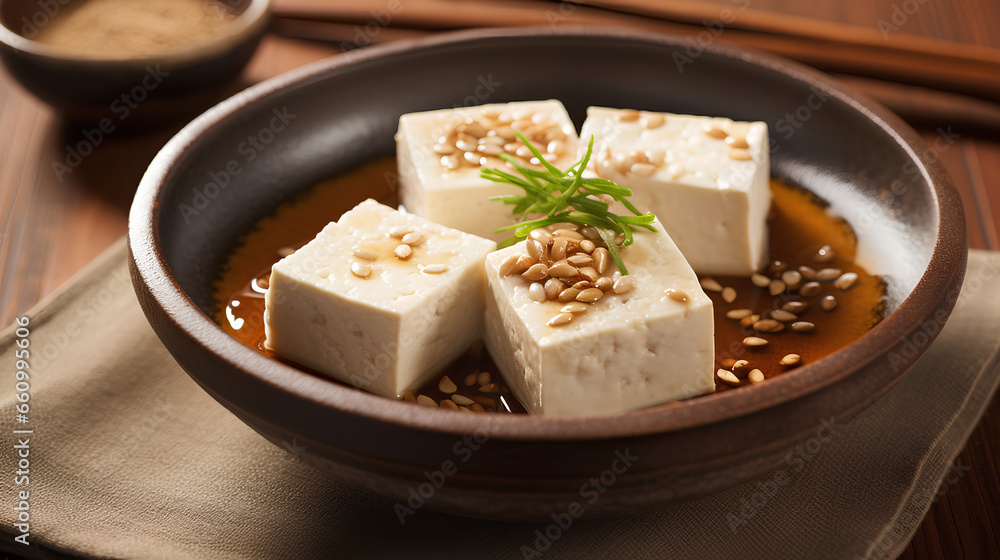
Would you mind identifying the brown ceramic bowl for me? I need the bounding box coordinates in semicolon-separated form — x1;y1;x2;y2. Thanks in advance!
0;0;269;125
128;27;967;521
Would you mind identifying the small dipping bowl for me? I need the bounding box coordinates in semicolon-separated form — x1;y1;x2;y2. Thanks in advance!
0;0;269;124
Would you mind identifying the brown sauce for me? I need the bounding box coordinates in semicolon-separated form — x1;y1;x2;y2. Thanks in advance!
214;157;884;410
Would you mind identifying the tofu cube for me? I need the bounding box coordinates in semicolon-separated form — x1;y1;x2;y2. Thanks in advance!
396;100;579;242
484;223;715;417
579;108;771;276
264;199;496;398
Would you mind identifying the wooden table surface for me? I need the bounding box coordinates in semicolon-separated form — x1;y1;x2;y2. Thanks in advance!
1;1;998;558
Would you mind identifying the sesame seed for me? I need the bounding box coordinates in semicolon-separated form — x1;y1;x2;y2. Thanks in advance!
401;232;425;246
477;371;491;386
529;282;546;303
791;321;816;332
547;312;573;327
769;279;787;296
816;268;842;281
592;248;611;274
553;228;585;241
580;226;601;240
529;228;553;245
703;125;728;139
748;369;765;384
514;255;536;274
769;261;788;274
630;162;657;177
578;267;600;283
700;277;723;292
522;263;549;282
740;314;761;328
613;275;635;294
567;254;594;268
440;399;460;410
577;288;604;303
433;143;455;155
722;286;737;303
779;354;801;366
770;309;798;322
717;369;741;386
728;149;753;161
821;295;838;311
499;255;519;277
743;336;769;347
547;263;578;278
422;264;447;274
721;358;738;368
393;244;412;260
561;302;588;314
416;395;438;407
732;360;750;373
751;274;771;288
526;239;545;261
725;135;749;149
782;301;810;313
351;262;372;278
579;240;596;254
480;382;502;393
640;113;665;129
813;245;836;263
798;266;817;280
551;238;569;261
452;394;475;406
353;248;378;260
389;226;414;238
617;109;640;122
799;282;822;297
754;319;784;333
439;376;458;393
726;308;754;320
781;270;802;289
544;278;566;300
666;288;689;303
835;272;859;290
558;288;581;303
277;247;296;258
463;373;477;387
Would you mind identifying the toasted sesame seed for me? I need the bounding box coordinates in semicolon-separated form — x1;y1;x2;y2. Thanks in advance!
592;248;611;274
740;314;761;328
499;255;519;276
544;278;565;300
770;309;798;322
439;399;460;410
394;244;412;260
779;354;801;366
717;369;741;386
529;282;546;303
551;237;569;261
480;383;501;393
769;279;787;296
567;254;594;268
477;371;491;386
700;277;723;292
351;262;372;278
576;288;604;303
816;268;842;281
820;295;838;311
353;248;378;260
630;162;657;177
813;245;836;263
452;394;475;406
835;272;858;290
547;263;578;278
523;263;549;281
464;373;477;387
547;312;573;327
401;231;425;246
798;266;817;280
725;135;749;149
722;286;737;303
416;395;438;407
769;260;788;275
799;282;822;297
613;275;635;294
743;336;769;347
559;302;586;314
440;154;460;170
558;288;581;303
732;360;750;373
721;358;738;368
791;321;816;332
578;240;596;254
277;247;296;258
433;143;454;155
526;239;545;261
751;273;772;288
782;301;810;314
514;255;536;275
754;319;784;333
529;228;553;244
456;139;477;152
666;288;689;303
478;143;504;156
726;308;754;320
612;271;622;283
729;148;753;161
578;267;600;283
422;264;448;274
403;390;416;402
641;113;666;129
781;270;802;289
553;228;585;241
704;125;728;139
389;226;415;238
748;369;765;384
618;109;640;122
439;376;458;393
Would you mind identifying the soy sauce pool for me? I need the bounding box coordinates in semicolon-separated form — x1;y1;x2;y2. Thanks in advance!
213;156;885;411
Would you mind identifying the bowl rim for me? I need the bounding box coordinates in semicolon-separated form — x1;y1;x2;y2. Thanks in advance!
129;25;967;441
0;0;270;64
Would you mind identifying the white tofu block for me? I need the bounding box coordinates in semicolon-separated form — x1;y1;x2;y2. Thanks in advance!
483;223;715;417
396;100;579;242
264;199;496;398
579;107;771;276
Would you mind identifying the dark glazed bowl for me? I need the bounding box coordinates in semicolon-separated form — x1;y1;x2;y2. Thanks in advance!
128;28;967;521
0;0;269;125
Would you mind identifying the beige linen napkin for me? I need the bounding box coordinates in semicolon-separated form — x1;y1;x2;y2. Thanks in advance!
2;240;999;560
